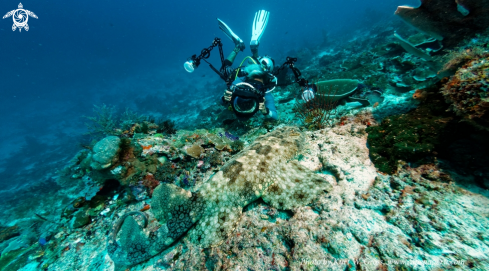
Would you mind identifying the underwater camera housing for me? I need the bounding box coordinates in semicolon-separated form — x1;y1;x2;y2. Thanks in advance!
230;82;265;119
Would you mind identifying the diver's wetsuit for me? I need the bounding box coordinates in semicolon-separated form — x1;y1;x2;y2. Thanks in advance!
220;75;278;121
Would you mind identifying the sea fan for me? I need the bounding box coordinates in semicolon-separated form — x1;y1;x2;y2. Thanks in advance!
293;84;338;130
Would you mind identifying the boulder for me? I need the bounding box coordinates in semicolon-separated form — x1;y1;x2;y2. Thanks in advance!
70;209;91;229
90;136;121;170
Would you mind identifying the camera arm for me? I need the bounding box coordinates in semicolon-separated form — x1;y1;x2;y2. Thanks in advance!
185;38;229;81
274;57;308;87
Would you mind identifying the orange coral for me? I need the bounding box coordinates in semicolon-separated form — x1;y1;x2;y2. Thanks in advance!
441;55;489;120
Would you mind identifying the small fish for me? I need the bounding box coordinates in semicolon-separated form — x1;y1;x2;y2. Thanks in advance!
285;31;288;35
39;237;47;246
201;74;206;77
140;205;151;212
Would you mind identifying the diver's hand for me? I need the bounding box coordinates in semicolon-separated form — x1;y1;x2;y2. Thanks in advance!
223;90;233;102
302;88;315;102
259;98;268;114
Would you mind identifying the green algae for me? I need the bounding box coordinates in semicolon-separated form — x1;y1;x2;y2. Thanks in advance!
366;85;458;174
0;245;39;271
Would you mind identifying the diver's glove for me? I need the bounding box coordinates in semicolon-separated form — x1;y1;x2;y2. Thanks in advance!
235;41;245;52
302;88;315;102
223;89;233;102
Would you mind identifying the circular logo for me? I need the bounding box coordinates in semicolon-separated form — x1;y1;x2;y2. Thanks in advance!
14;10;27;26
3;4;38;32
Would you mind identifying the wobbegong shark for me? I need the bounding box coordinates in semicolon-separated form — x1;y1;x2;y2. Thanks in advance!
107;126;333;266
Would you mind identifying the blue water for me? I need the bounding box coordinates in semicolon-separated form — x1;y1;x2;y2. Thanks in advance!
0;0;417;192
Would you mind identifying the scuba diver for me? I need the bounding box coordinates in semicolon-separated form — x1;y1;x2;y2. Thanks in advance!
184;11;371;121
217;10;278;121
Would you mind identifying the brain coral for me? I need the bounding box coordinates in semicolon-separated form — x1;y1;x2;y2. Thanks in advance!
107;126;333;266
441;55;489;121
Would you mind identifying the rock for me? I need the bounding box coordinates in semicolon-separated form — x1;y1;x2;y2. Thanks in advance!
90;136;121;170
0;225;20;243
70;209;90;229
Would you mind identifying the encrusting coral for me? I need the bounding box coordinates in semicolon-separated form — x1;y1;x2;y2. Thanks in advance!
106;126;333;266
186;144;204;159
366;84;459;174
441;55;489;125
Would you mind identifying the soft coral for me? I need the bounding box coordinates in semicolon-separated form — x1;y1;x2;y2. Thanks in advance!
142;173;160;196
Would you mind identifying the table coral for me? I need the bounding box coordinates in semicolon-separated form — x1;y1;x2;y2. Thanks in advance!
107;127;333;266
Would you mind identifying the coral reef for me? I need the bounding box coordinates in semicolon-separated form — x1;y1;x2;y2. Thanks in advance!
119;108;146;130
229;140;244;153
395;0;489;48
185;144;204;159
83;104;118;136
156;119;177;135
293;85;339;130
206;151;223;166
367;84;459;174
441;55;489;127
440;46;488;74
205;132;233;151
141;173;160;196
89;136;121;170
6;4;489;271
106;127;333;266
0;226;20;243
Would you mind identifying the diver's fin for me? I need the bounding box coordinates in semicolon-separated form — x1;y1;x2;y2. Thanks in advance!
217;18;244;49
250;10;270;48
